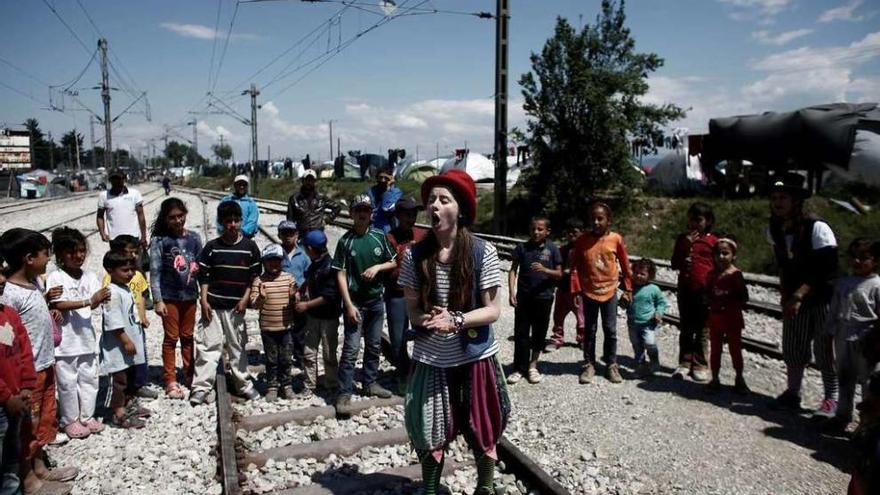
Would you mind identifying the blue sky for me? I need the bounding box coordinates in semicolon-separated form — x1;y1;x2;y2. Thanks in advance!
1;0;878;164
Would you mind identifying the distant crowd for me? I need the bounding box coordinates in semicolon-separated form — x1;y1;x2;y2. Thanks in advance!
0;167;878;495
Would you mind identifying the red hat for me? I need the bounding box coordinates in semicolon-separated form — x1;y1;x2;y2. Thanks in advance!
421;169;477;226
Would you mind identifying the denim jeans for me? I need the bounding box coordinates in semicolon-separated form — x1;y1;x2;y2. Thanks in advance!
513;297;554;373
582;292;619;364
385;296;411;379
261;330;293;388
0;409;21;495
291;314;306;370
338;298;385;395
628;321;659;366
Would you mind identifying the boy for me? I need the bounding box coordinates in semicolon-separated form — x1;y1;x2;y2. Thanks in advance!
295;230;341;395
333;194;397;412
103;235;157;400
385;196;425;393
0;228;77;494
0;256;37;495
101;251;148;429
191;201;262;405
278;220;310;376
508;215;562;384
628;258;667;378
823;238;880;433
250;244;297;401
546;218;585;352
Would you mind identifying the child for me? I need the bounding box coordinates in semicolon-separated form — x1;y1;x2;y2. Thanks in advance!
546;217;585;352
148;198;203;399
570;202;632;384
0;228;78;493
250;244;297;402
627;258;667;377
332;194;397;411
848;371;880;495
47;227;110;439
508;215;562;384
104;235;157;400
295;230;341;395
705;236;749;394
101;251;148;429
278;220;310;377
822;239;880;433
670;202;718;382
384;196;426;393
0;255;37;495
191;201;262;405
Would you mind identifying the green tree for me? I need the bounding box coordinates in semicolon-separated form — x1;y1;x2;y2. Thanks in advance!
60;130;85;168
212;143;232;164
518;1;684;221
164;141;189;167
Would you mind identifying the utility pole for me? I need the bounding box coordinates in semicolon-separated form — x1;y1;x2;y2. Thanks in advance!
48;132;55;171
328;120;334;163
492;0;509;235
74;130;81;171
189;119;199;173
99;38;113;170
337;137;340;159
89;115;97;169
242;84;259;194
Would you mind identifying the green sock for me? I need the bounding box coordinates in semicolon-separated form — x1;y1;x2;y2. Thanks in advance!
476;454;496;492
421;453;444;495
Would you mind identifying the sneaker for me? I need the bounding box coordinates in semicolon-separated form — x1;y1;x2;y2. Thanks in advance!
49;432;69;446
579;363;595;384
606;363;623;383
365;382;393;399
135;387;160;401
265;387;278;403
543;342;560;353
813;399;838;419
734;377;750;395
280;385;295;400
527;367;542;384
691;368;711;383
335;394;352;416
672;366;689;380
82;418;105;434
205;389;217;404
189;390;208;406
506;371;523;385
771;390;802;411
706;379;721;394
109;413;145;429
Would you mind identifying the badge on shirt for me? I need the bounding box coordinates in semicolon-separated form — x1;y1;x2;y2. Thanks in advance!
0;323;14;346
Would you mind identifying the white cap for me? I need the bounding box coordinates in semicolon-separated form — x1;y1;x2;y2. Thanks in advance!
261;243;284;259
234;174;250;184
301;169;317;180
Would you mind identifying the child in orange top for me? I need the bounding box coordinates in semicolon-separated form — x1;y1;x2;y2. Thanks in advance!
571;202;632;384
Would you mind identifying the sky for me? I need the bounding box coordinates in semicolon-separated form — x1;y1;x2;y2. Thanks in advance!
1;0;878;165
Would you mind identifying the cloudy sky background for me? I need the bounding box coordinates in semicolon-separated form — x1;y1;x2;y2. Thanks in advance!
1;0;878;164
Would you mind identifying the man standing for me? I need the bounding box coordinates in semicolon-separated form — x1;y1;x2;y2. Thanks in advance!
97;169;147;248
286;170;342;233
217;175;260;238
365;167;403;233
768;172;839;416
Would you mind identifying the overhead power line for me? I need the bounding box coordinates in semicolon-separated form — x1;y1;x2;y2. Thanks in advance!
41;0;93;55
207;0;225;92
210;0;241;93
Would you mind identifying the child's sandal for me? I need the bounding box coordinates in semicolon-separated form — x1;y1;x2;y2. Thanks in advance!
63;422;90;439
166;382;185;400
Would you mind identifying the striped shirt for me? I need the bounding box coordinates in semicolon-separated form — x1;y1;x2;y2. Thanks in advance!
398;242;502;368
197;236;262;310
250;272;297;332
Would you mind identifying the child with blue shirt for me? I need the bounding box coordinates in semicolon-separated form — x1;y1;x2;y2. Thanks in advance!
278;220;310;375
627;259;667;378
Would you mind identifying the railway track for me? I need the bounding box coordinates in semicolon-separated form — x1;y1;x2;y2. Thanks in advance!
0;190;97;215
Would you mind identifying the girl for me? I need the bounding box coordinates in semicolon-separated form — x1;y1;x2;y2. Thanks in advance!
670;202;717;382
627;258;667;377
705;236;750;394
400;169;510;495
47;227;111;440
148;198;202;399
571;202;632;384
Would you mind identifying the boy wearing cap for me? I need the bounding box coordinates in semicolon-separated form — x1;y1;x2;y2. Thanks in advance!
279;220;311;375
192;201;262;405
251;244;298;401
217;175;260;238
767;172;839;416
384;196;426;393
295;230;341;394
287;170;342;233
333;194;398;410
97;169;147;247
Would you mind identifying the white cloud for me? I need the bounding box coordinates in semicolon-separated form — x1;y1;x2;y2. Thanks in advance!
644;76;758;134
718;0;792;21
818;0;865;23
160;22;258;41
751;29;813;45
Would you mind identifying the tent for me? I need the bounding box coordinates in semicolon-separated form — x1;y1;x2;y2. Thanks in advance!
826;126;880;187
440;152;495;182
647;150;705;194
396;159;438;183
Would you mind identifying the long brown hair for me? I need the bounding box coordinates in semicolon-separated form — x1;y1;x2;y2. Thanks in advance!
418;227;475;312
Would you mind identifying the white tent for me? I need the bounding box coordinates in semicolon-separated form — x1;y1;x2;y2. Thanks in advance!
826;128;880;188
647;149;704;194
440;153;495;182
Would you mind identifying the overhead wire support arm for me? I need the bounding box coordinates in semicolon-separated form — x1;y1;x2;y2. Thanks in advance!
112;91;147;123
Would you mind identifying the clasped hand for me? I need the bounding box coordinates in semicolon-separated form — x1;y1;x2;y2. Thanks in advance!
424;306;457;334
